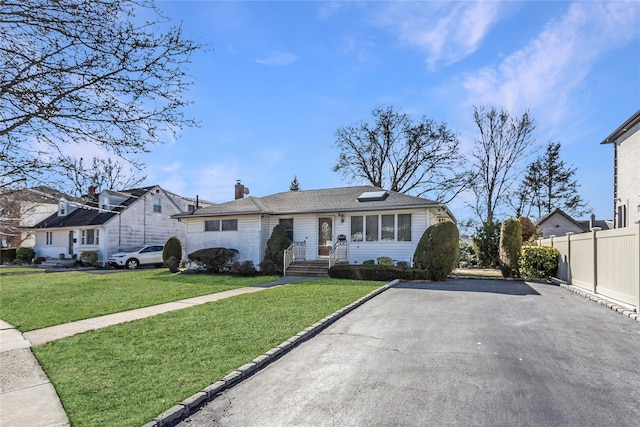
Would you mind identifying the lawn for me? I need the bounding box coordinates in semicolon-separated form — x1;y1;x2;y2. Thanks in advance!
32;279;383;427
0;266;43;275
0;269;278;331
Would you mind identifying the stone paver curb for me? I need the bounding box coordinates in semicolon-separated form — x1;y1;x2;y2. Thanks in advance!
146;279;400;427
556;281;639;323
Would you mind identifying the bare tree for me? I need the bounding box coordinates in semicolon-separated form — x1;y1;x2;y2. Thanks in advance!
59;156;147;197
470;106;536;223
333;105;471;202
0;0;201;190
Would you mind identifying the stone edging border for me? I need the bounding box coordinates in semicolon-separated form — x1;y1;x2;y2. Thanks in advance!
142;279;400;427
553;280;639;323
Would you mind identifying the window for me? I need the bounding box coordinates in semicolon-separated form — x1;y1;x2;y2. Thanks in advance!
381;215;395;241
46;232;53;245
81;229;99;245
398;214;411;241
366;215;378;241
279;219;294;241
222;219;238;231
153;197;162;213
58;202;66;216
351;216;363;242
101;198;109;210
205;219;237;231
205;220;220;231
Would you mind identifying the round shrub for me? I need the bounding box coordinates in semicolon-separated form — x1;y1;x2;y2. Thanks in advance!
499;218;522;278
79;250;98;266
230;261;258;276
163;236;182;267
165;256;180;273
259;259;280;275
16;247;35;263
413;221;459;281
264;225;292;268
519;246;559;279
187;247;238;273
376;256;393;266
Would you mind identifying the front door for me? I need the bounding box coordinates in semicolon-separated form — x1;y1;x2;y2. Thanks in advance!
318;217;333;256
68;231;74;255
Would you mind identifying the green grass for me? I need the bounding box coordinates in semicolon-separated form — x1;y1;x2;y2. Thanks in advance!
33;279;382;427
0;266;43;275
0;270;277;331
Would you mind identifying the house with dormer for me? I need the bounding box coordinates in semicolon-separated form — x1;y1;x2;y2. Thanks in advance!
32;185;207;265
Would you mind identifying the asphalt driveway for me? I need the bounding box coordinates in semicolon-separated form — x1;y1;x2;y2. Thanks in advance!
179;279;640;427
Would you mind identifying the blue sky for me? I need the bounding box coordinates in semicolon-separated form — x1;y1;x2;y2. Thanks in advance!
131;1;639;225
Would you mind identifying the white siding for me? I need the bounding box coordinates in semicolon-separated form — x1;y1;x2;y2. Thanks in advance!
184;215;262;266
615;123;640;227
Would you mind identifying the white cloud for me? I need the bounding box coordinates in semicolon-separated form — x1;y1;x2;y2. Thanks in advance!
256;51;298;66
377;1;503;68
463;1;640;122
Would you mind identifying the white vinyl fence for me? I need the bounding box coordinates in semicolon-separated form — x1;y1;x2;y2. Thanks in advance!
540;223;640;311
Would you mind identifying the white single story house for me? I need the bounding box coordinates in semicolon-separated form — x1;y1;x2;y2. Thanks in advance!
173;184;456;270
32;185;206;264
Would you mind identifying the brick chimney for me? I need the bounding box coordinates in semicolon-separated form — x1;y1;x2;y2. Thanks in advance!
235;180;245;200
589;213;596;230
88;185;97;198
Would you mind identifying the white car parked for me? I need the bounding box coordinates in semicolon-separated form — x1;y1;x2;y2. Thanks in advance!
108;245;164;269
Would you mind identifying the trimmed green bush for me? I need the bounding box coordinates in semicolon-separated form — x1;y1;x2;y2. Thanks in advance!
499;219;522;278
187;248;238;274
519;246;559;279
79;251;98;266
376;256;393;266
362;259;375;266
473;220;501;268
259;259;279;275
1;247;17;263
264;225;292;269
413;221;459;281
328;264;430;281
163;237;182;271
230;261;258;276
16;247;35;263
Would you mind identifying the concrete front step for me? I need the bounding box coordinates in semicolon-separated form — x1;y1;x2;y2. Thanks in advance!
285;261;330;277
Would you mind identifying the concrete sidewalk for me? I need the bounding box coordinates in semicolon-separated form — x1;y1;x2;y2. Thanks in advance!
0;276;313;427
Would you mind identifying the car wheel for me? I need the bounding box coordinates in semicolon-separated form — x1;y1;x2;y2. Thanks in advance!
126;258;139;269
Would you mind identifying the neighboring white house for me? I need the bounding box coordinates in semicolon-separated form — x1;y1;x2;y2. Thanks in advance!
601;109;640;228
173;184;456;270
32;185;206;264
0;187;69;248
535;208;612;238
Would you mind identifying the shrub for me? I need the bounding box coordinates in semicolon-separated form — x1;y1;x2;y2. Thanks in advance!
328;264;431;281
519;246;559;279
472;220;501;268
1;247;17;264
362;259;375;266
165;256;180;273
230;261;258;276
518;216;539;244
259;259;280;275
499;219;522;278
79;250;98;266
376;256;393;266
263;225;292;268
187;247;239;273
163;236;182;267
34;256;46;264
458;240;478;268
16;247;35;263
397;261;409;268
413;221;459;281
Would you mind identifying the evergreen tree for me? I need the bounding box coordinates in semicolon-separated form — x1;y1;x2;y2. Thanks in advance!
520;142;588;218
289;176;301;191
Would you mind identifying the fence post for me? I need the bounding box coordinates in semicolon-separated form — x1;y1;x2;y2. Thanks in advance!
566;232;574;286
636;221;640;312
591;227;601;294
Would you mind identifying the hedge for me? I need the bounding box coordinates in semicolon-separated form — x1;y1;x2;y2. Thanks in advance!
328;264;431;281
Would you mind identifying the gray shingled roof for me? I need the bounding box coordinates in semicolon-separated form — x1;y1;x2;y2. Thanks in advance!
174;185;450;218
